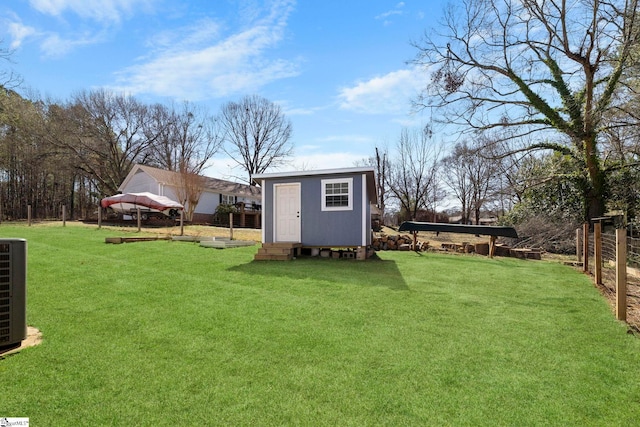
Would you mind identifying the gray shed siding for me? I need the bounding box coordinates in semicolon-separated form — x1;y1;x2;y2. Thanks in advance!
261;173;372;247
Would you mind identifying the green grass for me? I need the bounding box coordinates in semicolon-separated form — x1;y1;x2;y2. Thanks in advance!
1;223;640;425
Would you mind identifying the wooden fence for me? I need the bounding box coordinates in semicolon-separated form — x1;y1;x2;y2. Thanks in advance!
576;223;639;322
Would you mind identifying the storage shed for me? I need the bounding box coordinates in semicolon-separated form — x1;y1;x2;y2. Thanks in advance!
252;167;378;260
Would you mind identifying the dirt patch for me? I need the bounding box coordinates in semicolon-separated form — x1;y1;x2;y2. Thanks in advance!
590;267;640;334
71;221;262;242
0;326;42;358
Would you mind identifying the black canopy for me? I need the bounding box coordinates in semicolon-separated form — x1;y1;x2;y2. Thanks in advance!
398;221;518;238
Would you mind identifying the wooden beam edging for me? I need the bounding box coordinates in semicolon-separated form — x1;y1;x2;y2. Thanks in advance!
583;223;589;273
105;236;172;244
489;235;496;258
576;228;582;263
616;228;627;322
594;222;602;285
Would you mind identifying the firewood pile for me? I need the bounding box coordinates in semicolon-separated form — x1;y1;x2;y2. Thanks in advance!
372;234;429;251
372;233;542;259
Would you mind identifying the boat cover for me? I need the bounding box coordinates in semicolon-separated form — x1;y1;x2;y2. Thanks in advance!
398;221;518;238
100;192;184;212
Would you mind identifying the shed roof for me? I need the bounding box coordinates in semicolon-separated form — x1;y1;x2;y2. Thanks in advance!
253;167;377;202
119;164;261;198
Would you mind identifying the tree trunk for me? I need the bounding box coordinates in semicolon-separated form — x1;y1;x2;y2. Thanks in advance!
585;181;607;222
583;136;607;221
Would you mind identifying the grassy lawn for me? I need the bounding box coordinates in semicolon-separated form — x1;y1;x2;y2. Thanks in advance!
1;223;640;425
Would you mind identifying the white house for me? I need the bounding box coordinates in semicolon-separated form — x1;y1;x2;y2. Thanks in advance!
117;164;261;224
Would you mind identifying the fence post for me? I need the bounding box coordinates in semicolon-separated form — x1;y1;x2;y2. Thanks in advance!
136;207;141;232
98;207;102;229
576;228;582;264
594;222;602;285
229;213;234;240
616;228;627;321
62;205;66;227
180;210;184;236
583;223;589;273
28;205;32;226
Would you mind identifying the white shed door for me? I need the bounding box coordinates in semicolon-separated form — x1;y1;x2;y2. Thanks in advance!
275;183;301;242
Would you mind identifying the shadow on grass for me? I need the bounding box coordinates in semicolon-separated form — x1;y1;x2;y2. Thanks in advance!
228;255;409;291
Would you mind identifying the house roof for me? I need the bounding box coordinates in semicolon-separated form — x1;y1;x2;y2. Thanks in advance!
253;167;377;202
119;164;261;198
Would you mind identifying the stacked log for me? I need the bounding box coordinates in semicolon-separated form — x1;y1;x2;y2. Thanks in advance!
372;234;429;251
475;243;489;255
372;233;542;259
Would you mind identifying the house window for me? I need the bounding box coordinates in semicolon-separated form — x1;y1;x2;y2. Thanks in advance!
321;178;352;211
220;194;235;205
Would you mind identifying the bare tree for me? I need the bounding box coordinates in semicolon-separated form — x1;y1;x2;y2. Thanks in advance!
356;145;390;223
172;171;206;221
413;0;640;221
48;89;157;196
0;41;21;90
218;95;293;184
0;90;88;219
146;102;222;175
387;127;441;220
441;143;473;224
145;102;223;219
375;146;389;222
442;139;495;224
144;103;176;170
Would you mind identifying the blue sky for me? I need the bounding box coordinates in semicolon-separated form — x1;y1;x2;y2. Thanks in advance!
2;0;446;180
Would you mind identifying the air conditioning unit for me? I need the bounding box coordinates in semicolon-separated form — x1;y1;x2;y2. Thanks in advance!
0;239;27;352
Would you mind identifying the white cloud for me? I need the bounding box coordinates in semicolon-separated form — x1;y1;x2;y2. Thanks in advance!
7;22;37;49
28;0;154;23
337;67;428;115
276;99;320;116
283;106;316;116
287;152;365;171
112;0;299;100
6;0;154;57
148;18;222;52
286;137;374;171
314;134;373;144
375;2;405;25
203;137;369;181
203;153;364;181
39;30;106;57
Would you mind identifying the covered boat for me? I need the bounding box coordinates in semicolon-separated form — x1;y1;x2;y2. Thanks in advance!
100;192;183;219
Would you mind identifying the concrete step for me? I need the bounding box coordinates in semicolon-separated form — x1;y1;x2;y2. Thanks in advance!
256;247;294;255
254;253;292;261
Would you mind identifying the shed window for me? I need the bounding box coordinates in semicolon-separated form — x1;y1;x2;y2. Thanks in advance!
321;178;352;211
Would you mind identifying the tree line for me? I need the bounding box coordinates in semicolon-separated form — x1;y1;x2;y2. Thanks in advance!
0;85;292;220
368;0;640;236
410;0;640;226
2;0;640;231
